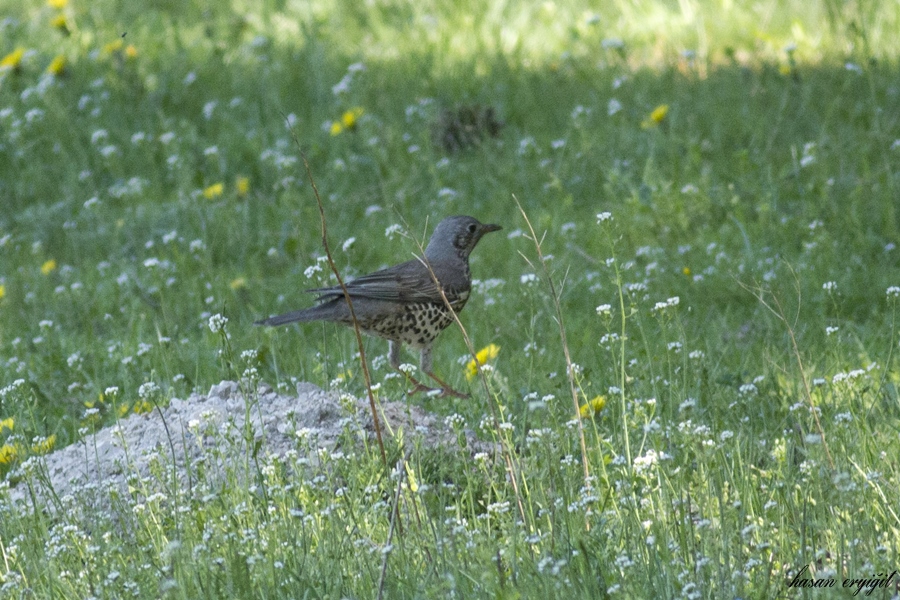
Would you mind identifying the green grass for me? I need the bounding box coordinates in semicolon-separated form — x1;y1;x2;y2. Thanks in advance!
2;0;900;597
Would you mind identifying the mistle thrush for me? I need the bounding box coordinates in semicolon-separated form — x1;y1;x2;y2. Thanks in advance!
256;215;501;397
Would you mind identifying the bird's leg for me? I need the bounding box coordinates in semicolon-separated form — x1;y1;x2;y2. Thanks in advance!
420;345;470;399
389;340;431;394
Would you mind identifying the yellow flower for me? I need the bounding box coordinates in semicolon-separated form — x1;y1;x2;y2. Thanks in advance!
51;14;70;34
333;369;353;383
48;0;68;8
465;344;500;381
41;258;57;275
117;403;130;418
0;47;25;71
682;266;691;276
404;461;419;493
579;395;606;418
124;44;138;59
0;417;13;432
229;277;246;290
342;107;363;129
235;176;250;197
133;400;154;414
650;104;669;122
641;104;669;129
0;444;18;465
331;107;364;136
31;434;56;455
47;54;66;76
0;284;5;300
103;39;124;55
85;392;107;409
203;183;224;199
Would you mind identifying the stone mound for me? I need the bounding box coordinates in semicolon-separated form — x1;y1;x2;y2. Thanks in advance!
6;380;485;511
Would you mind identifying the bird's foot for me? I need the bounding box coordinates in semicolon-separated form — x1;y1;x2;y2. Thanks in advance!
407;382;469;398
402;374;433;396
425;371;470;399
398;370;470;398
437;385;470;399
407;382;437;396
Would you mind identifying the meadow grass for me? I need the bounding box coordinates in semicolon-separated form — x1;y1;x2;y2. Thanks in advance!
2;0;900;597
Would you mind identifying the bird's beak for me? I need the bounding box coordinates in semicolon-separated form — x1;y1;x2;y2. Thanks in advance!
482;223;502;234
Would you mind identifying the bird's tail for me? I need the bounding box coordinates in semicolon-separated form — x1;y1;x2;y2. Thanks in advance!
254;307;325;327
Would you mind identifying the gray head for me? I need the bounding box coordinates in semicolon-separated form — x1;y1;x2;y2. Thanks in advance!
424;216;502;261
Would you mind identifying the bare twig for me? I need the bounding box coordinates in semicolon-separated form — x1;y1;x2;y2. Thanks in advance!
738;268;834;470
394;217;497;406
284;120;386;466
377;451;410;600
513;196;592;508
396;214;529;526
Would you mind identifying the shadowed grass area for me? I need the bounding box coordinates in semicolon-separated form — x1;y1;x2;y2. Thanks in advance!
1;0;900;597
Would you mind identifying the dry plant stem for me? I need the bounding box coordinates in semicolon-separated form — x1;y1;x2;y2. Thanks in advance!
740;275;835;470
398;215;528;525
513;196;592;489
304;154;386;465
152;399;182;529
848;457;900;528
377;452;409;600
872;303;897;419
610;254;632;472
0;537;10;574
288;130;386;466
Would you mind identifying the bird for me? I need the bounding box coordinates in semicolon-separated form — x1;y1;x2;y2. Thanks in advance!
256;215;502;398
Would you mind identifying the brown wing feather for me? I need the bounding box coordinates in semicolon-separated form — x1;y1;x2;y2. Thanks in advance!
306;259;441;304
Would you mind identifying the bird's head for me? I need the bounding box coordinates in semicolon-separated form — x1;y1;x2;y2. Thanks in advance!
425;215;502;261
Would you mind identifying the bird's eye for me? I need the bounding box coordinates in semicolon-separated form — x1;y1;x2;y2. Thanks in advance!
467;223;477;233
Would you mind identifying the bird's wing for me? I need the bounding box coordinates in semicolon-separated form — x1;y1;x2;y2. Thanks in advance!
306;259;441;303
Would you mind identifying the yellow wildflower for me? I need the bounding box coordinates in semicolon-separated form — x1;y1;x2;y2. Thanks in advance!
641;104;669;129
404;461;419;493
85;392;107;409
650;104;669;122
31;434;56;454
682;266;691;276
331;107;364;136
133;400;154;414
0;47;25;72
47;54;66;76
203;183;224;199
0;284;5;300
235;176;250;197
51;14;70;34
332;369;353;383
117;403;130;418
579;395;606;418
229;277;247;290
41;258;57;275
103;39;123;54
0;444;18;465
48;0;68;8
342;107;363;129
124;44;138;59
465;344;500;381
0;417;13;432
